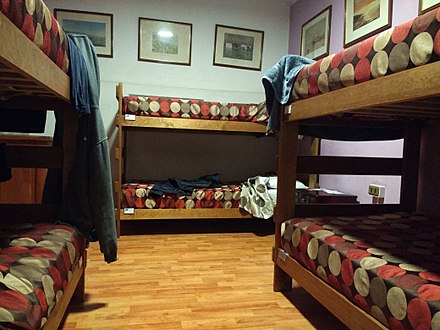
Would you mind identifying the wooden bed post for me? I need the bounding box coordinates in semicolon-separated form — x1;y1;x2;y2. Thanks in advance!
273;116;299;292
115;82;124;237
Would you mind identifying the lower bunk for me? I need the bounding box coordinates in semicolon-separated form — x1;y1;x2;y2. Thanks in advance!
274;212;440;330
0;222;86;330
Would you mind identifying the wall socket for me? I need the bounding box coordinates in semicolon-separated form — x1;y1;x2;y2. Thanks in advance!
368;184;385;197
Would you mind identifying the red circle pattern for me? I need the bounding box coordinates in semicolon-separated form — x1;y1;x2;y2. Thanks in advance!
280;212;440;329
0;223;80;328
122;183;242;210
1;0;69;71
123;96;268;123
292;7;440;101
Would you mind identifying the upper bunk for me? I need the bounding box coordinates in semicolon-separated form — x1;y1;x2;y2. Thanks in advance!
286;7;440;123
0;4;70;105
116;82;268;134
0;1;74;220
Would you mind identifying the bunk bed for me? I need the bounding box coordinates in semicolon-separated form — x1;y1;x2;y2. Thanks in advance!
115;83;273;234
273;7;440;330
0;2;87;329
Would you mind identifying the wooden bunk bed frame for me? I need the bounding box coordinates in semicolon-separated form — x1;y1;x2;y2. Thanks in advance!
273;59;440;329
0;11;86;330
114;82;266;234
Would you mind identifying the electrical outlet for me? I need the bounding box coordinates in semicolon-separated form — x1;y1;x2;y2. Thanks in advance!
368;184;385;197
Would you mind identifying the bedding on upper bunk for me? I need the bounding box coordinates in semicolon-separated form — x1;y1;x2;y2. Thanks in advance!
291;8;440;101
122;182;241;209
0;222;82;329
123;96;268;122
0;0;69;72
281;213;440;330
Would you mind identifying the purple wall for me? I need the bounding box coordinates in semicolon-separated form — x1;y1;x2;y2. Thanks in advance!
288;0;440;213
289;0;418;55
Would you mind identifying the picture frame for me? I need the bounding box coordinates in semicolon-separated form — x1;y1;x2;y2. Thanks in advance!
419;0;440;14
344;0;392;47
301;6;332;60
138;18;192;66
54;9;113;58
213;25;264;71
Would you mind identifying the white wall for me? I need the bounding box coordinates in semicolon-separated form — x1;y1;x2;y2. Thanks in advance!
44;0;292;182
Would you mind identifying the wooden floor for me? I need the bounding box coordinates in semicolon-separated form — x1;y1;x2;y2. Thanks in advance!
61;219;347;329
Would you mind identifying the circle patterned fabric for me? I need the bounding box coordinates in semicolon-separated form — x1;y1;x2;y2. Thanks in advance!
281;213;440;329
0;222;81;329
122;182;242;209
123;96;268;123
1;0;70;72
292;7;440;101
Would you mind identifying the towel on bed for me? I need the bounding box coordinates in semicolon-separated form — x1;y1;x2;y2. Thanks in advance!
262;55;315;133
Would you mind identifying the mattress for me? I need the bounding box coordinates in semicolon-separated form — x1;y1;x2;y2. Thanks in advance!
122;182;242;209
292;7;440;100
123;96;268;122
0;222;82;329
1;0;69;72
281;213;440;329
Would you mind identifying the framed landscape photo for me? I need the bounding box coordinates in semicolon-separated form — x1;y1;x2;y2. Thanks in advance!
138;18;192;66
301;6;332;60
419;0;440;14
344;0;392;47
213;25;264;71
55;9;113;58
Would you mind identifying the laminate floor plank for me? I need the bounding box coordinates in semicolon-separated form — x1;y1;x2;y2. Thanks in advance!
62;220;347;330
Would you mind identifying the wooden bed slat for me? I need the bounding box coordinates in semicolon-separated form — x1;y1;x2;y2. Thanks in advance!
119;208;252;220
117;114;267;134
297;155;402;175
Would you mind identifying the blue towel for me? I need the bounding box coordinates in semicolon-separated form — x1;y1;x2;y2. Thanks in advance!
262;55;314;132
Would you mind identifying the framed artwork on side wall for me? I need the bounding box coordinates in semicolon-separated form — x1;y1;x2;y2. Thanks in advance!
138;18;192;66
344;0;393;47
419;0;440;14
301;6;332;60
213;25;264;71
55;9;113;58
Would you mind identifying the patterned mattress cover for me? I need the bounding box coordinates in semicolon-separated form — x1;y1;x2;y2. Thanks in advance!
122;182;242;209
281;213;440;330
1;0;69;72
123;96;268;122
292;8;440;101
0;222;82;329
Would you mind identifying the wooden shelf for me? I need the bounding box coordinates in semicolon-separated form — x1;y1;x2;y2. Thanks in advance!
116;114;267;134
119;208;252;220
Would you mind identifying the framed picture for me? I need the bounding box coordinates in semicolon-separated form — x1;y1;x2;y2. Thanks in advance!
54;9;113;58
419;0;440;14
301;6;332;60
138;18;192;66
213;25;264;71
344;0;392;47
